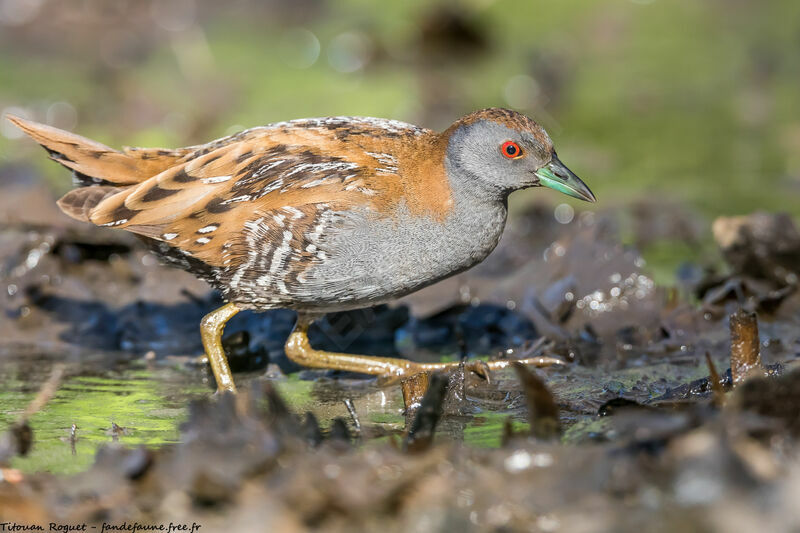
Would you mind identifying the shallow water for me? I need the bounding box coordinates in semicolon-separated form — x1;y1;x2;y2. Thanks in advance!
0;356;206;474
0;350;584;474
0;352;415;474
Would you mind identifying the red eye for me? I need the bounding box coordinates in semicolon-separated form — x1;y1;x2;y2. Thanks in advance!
501;141;522;159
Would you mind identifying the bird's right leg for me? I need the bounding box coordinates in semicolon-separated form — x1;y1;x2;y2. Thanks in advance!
284;313;565;380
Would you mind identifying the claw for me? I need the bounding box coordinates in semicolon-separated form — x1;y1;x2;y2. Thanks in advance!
465;360;492;384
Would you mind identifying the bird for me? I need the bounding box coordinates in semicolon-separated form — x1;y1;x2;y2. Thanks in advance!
8;108;595;393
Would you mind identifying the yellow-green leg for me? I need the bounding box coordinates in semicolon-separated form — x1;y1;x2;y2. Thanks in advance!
284;313;565;379
200;302;240;393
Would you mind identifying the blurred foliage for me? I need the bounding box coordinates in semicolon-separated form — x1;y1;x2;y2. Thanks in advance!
0;0;799;217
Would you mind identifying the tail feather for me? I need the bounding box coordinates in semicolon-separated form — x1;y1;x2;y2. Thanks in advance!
7;115;190;185
56;186;120;223
8;115;198;225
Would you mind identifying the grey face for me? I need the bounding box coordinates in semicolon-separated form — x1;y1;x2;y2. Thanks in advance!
445;119;596;203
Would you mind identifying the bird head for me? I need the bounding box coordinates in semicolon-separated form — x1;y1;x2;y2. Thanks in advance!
444;108;595;203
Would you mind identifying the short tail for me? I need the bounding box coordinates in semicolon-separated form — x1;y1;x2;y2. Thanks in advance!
7;115;191;222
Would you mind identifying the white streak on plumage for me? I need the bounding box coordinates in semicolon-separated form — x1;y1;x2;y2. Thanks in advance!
269;230;293;274
282;206;304;219
200;175;231;184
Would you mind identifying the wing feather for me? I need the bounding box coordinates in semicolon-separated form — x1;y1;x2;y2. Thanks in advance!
13;114;455;300
65;118;449;284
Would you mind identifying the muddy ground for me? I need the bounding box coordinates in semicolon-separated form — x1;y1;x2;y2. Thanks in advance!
2;166;800;532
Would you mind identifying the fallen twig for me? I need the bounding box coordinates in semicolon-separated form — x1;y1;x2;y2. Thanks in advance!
730;309;761;386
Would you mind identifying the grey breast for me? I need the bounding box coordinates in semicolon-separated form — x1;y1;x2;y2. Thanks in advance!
292;193;509;313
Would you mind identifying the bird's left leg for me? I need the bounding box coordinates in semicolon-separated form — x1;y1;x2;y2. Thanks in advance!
200;302;240;393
